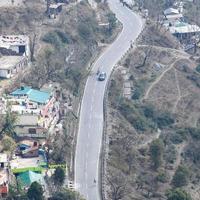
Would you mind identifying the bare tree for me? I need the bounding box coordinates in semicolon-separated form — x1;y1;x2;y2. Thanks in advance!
30;33;37;62
136;45;153;69
106;172;128;200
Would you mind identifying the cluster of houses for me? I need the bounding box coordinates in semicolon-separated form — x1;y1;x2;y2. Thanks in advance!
0;82;62;197
0;84;62;197
162;1;200;50
2;85;60;138
0;38;63;196
0;139;48;197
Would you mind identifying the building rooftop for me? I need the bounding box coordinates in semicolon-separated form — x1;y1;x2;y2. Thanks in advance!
0;56;25;70
164;8;179;16
169;22;200;34
0;35;29;47
17;170;45;188
16;115;39;126
29;89;51;104
49;3;62;9
166;13;183;20
0;154;7;163
0;170;8;185
11;87;52;104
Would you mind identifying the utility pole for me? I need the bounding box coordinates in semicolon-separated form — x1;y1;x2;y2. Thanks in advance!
46;0;51;16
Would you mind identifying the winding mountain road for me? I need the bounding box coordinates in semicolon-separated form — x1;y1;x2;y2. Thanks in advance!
75;1;143;200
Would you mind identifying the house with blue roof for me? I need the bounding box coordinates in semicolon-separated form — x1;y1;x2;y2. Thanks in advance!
4;86;60;138
17;170;45;189
11;86;51;104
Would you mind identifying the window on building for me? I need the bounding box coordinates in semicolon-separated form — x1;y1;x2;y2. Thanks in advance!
28;128;36;134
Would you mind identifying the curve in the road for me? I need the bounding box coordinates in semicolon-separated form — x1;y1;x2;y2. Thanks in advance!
75;1;144;200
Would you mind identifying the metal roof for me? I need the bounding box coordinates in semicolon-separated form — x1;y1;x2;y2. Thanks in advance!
0;56;25;70
164;8;179;16
17;170;45;187
170;23;200;34
11;87;51;104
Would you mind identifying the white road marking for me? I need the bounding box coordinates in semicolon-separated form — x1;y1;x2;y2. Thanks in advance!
75;0;144;199
90;105;93;112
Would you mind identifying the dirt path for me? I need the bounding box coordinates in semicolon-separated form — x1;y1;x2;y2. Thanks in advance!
143;58;177;99
137;44;188;57
172;68;181;113
137;129;161;149
143;50;191;100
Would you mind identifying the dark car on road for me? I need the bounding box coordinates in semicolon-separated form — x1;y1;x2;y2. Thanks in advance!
98;72;106;81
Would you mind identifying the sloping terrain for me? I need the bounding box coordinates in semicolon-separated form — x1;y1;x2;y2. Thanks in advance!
105;22;200;200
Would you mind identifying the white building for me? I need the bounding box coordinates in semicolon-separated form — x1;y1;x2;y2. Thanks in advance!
123;0;135;7
0;56;28;78
169;22;200;39
2;86;60;138
0;35;30;57
164;8;180;16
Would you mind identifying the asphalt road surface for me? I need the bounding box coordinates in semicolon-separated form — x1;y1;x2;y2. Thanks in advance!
75;1;143;200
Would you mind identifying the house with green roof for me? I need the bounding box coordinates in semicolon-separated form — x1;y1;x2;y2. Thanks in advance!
17;170;45;189
3;86;60;138
11;86;51;104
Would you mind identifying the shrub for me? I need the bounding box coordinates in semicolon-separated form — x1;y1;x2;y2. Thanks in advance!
166;188;192;200
27;182;44;200
107;13;117;32
150;139;164;169
170;133;184;144
119;100;156;131
196;65;200;73
156;171;169;183
53;167;65;186
164;144;176;164
2;135;16;152
43;32;62;49
132;81;146;100
143;104;156;119
172;165;189;187
156;112;174;128
55;30;69;43
184;143;200;165
78;23;93;42
187;127;200;140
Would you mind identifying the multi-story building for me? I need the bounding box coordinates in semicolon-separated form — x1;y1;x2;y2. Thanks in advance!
0;35;30;57
0;56;28;79
0;35;30;79
0;154;9;198
3;86;60;138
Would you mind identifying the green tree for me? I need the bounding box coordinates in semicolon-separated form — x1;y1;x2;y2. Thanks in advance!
0;103;18;137
7;183;28;200
2;135;16;152
107;13;116;33
27;182;44;200
172;165;189;187
78;23;93;43
150;139;164;169
43;32;62;49
156;112;174;128
53;167;65;187
156;170;169;183
166;188;192;200
196;65;200;73
48;189;84;200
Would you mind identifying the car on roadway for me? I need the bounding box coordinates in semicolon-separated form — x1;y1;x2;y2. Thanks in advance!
98;72;106;81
